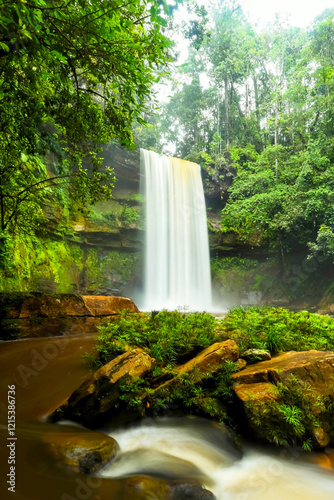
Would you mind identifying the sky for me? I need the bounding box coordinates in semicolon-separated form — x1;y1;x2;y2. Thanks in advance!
157;0;333;107
231;0;332;28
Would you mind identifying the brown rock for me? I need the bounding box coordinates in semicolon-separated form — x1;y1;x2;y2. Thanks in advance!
311;427;331;448
18;294;138;318
153;341;239;406
233;382;278;405
156;340;239;393
42;428;119;474
82;295;139;315
53;348;155;428
232;350;334;448
0;293;139;339
177;340;239;380
235;358;247;371
123;476;215;500
2;316;107;339
124;476;169;500
19;295;88;318
232;350;334;393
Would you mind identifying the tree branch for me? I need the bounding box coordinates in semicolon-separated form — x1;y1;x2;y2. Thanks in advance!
81;2;138;31
16;175;72;199
25;1;72;11
78;87;109;102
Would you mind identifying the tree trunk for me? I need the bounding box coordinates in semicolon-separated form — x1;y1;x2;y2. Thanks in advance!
224;77;230;148
274;103;278;177
278;235;287;274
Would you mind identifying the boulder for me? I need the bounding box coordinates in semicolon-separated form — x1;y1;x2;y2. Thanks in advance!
124;476;169;500
232;350;334;448
311;427;331;448
242;349;271;363
177;340;239;380
156;340;239;394
123;476;215;500
81;295;139;316
232;350;334;389
235;358;247;371
233;382;278;405
52;348;155;428
42;429;119;474
169;482;216;500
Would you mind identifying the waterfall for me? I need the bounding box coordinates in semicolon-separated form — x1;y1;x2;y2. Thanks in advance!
140;149;212;311
101;417;334;500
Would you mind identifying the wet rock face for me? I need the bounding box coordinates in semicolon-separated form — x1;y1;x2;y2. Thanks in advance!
51;340;239;432
2;293;139;319
52;348;155;428
0;293;139;339
42;429;119;474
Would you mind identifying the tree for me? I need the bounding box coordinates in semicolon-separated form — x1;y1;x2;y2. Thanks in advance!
0;0;176;233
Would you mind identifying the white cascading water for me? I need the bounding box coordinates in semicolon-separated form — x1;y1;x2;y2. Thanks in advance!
140;149;212;311
100;417;334;500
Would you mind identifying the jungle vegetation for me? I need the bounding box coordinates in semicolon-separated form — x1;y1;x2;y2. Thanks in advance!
137;1;334;268
0;0;178;236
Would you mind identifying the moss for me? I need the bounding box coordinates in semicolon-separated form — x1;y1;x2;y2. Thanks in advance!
88;199;142;230
245;375;334;450
120;206;141;228
44;241;83;293
211;256;261;294
211;256;282;298
100;252;137;283
0;229;138;295
0;233;84;293
85;249;103;292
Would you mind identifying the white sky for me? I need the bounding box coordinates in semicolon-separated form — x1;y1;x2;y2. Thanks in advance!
227;0;332;28
156;0;333;106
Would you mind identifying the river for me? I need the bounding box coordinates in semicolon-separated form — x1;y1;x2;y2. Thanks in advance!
1;335;334;500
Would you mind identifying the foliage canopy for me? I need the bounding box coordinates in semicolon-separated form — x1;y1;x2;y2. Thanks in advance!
139;3;334;267
0;0;175;233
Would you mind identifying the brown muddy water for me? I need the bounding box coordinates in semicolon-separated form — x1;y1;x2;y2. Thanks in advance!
1;334;334;500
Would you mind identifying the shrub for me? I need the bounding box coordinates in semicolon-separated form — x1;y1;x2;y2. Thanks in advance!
93;310;217;367
220;306;334;354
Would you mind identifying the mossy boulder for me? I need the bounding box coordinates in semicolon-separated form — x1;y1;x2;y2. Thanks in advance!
52;348;155;428
232;350;334;448
242;349;271;363
42;428;119;474
154;340;239;395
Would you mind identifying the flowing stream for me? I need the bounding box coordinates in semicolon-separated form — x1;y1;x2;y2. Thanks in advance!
140;149;212;311
1;336;334;499
102;417;334;500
